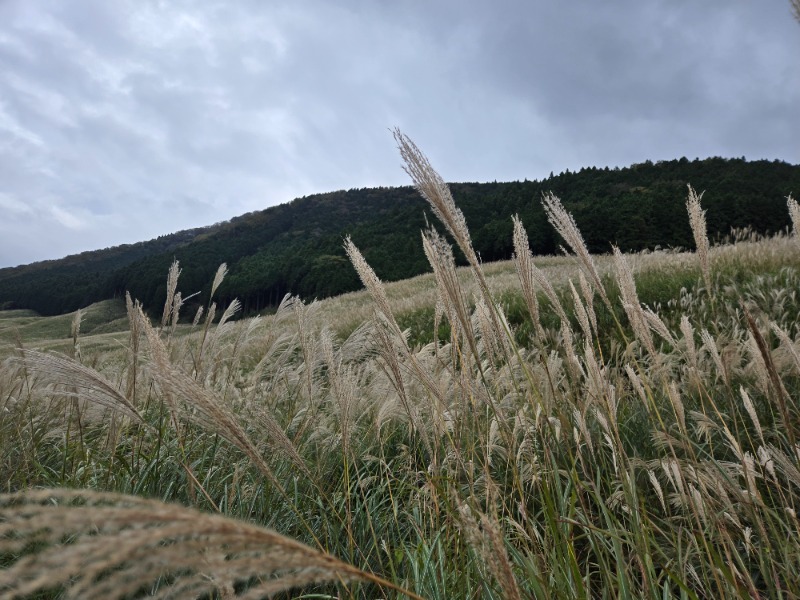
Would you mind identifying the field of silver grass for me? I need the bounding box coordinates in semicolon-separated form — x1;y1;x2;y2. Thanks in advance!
2;133;800;598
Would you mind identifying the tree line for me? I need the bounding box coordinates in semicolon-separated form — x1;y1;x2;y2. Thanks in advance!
0;156;797;317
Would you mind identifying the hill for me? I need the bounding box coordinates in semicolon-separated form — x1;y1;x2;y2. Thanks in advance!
0;156;798;316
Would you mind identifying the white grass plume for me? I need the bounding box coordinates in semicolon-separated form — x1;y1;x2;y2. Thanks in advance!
18;349;144;424
394;129;477;272
160;259;181;330
0;488;419;600
139;306;295;487
512;215;544;337
542;192;611;309
788;194;800;238
422;227;480;363
211;262;228;298
686;185;711;292
613;245;656;356
394;129;505;347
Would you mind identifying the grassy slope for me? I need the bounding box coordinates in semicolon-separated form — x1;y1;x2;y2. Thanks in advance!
0;298;129;356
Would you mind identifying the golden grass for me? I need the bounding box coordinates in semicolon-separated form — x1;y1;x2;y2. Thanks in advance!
0;488;417;600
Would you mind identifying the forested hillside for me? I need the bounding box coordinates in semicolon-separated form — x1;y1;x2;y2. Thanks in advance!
1;156;798;316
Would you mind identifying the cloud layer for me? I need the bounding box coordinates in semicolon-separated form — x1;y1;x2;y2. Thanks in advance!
1;0;798;267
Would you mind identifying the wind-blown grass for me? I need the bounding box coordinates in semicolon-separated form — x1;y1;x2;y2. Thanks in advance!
2;132;800;598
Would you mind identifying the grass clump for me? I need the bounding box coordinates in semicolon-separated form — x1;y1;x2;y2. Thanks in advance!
2;133;800;598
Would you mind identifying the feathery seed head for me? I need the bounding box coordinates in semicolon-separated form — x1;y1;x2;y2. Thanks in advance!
211;262;228;299
161;260;181;329
542;192;611;308
788;194;800;237
0;489;394;600
686;185;711;290
393;129;477;268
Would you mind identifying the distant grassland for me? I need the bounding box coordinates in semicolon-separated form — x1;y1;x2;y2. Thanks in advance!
0;249;731;357
3;136;800;598
0;298;129;356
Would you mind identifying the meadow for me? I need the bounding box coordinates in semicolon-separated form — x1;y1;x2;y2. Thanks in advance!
2;132;800;598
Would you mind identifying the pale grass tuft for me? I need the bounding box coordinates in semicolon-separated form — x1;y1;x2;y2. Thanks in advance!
394;129;504;347
0;488;406;600
542;192;611;309
160;259;181;330
648;469;667;511
666;381;686;433
510;223;569;326
744;307;795;446
422;227;479;363
217;297;242;330
512;215;543;336
456;503;522;600
770;321;800;374
344;236;398;336
613;245;656;356
139;306;292;487
393;129;477;272
788;195;800;236
757;445;776;480
578;271;598;334
211;262;228;298
625;364;649;407
686;185;711;291
125;292;142;405
573;407;594;454
18;349;143;424
569;280;591;339
169;291;182;332
740;386;764;445
70;308;82;360
680;315;698;370
642;306;676;348
700;328;728;386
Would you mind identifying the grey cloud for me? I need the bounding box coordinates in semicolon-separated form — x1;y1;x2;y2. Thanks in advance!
0;0;797;267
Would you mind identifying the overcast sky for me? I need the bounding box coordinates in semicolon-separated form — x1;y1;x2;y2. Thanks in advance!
1;1;798;268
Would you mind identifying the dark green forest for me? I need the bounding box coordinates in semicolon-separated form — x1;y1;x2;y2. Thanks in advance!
1;156;798;317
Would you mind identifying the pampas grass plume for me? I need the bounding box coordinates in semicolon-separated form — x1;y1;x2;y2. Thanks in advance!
0;488;418;600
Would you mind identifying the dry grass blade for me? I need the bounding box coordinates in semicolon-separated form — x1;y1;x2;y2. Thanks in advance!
70;308;82;360
18;349;144;423
686;185;711;291
139;306;287;487
160;259;181;330
211;262;229;298
613;246;656;355
393;128;477;271
542;192;611;309
344;236;400;337
512;215;544;337
0;488;419;600
743;306;796;447
394;128;504;344
422;227;479;363
788;194;800;237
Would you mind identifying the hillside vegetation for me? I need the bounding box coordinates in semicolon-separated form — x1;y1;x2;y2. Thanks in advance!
2;133;800;598
1;156;798;317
